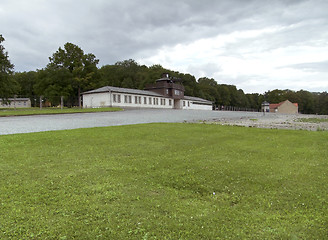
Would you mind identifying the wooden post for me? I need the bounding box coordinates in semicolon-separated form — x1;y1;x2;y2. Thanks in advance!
78;87;81;109
14;95;17;110
40;96;43;110
61;96;64;110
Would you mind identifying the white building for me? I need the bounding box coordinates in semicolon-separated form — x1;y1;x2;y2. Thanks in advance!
82;74;213;110
0;98;31;108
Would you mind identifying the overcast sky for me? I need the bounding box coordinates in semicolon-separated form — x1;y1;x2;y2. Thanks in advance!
1;0;328;93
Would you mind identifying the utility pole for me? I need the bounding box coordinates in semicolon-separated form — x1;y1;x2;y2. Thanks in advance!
61;96;64;110
40;96;43;110
14;94;17;110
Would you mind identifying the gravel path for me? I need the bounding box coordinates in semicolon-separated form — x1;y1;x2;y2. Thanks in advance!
0;109;327;135
202;113;328;131
0;109;262;135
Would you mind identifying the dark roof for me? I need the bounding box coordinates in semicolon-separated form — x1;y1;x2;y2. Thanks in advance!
0;98;30;101
156;77;171;82
82;86;164;97
83;86;212;105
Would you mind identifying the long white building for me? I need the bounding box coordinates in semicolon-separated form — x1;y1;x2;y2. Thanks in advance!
0;98;31;108
82;74;213;110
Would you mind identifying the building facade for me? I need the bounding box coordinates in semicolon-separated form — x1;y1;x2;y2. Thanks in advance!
0;98;31;108
82;74;213;110
269;100;298;114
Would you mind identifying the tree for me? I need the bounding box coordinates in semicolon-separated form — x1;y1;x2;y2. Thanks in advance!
197;77;220;104
46;42;99;107
217;84;231;106
264;89;286;103
34;68;74;106
317;92;328;115
12;71;37;96
0;35;16;99
296;90;315;114
246;93;264;110
179;73;198;96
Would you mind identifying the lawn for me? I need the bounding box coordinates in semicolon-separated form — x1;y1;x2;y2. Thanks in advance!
0;123;327;239
0;107;122;117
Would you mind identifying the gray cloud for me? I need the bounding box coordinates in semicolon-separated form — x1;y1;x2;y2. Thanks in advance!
284;60;328;72
1;0;328;92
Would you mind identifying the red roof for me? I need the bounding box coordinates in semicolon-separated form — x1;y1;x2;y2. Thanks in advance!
270;100;298;109
269;103;281;109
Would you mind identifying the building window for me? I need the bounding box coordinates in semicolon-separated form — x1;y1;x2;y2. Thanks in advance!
183;101;186;107
124;95;128;103
166;89;169;95
175;90;180;95
134;96;141;104
129;96;132;103
149;97;152;105
169;99;172;106
160;99;166;105
113;94;117;103
117;95;121;103
155;98;159;105
188;101;190;107
144;97;147;104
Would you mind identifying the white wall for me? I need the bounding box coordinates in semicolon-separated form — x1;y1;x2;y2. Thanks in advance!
83;92;174;109
83;92;111;108
190;103;213;110
0;99;31;108
112;93;174;109
181;100;212;110
83;92;212;110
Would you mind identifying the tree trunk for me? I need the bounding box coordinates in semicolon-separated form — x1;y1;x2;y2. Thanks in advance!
78;87;81;108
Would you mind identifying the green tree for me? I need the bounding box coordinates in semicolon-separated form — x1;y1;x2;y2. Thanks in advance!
317;92;328;115
235;89;249;108
46;42;99;107
0;35;16;99
296;90;315;114
34;68;74;106
226;85;239;107
217;84;231;106
12;71;37;97
264;89;286;103
246;93;264;110
198;77;220;104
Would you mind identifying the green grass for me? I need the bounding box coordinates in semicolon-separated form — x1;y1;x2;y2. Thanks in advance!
0;107;122;116
297;118;328;123
1;124;327;239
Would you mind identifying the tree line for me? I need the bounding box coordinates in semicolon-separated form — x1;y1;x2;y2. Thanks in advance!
1;37;328;114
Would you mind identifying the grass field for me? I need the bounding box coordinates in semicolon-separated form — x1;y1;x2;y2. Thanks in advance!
0;107;122;117
0;123;327;239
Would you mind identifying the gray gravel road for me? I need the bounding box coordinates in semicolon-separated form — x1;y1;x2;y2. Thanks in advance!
0;109;264;135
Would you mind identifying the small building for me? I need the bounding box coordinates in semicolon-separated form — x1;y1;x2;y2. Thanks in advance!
82;74;213;110
0;98;31;108
261;101;270;112
269;100;298;114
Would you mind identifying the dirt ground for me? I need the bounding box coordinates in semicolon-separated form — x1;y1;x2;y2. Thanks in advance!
202;113;328;131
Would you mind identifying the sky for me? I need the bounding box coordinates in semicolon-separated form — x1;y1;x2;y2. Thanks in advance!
1;0;328;93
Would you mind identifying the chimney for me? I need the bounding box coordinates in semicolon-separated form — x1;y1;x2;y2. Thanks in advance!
162;73;169;78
